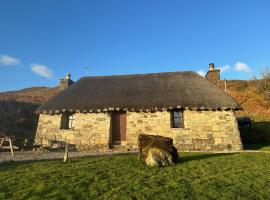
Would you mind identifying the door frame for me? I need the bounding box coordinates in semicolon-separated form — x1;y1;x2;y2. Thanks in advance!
110;111;127;146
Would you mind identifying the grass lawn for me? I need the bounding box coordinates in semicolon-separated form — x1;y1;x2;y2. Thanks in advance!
1;153;270;200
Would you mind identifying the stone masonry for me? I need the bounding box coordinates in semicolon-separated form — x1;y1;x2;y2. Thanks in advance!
36;110;242;151
36;113;111;151
126;110;242;151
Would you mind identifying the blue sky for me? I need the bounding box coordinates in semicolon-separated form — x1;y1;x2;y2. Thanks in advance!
1;0;270;91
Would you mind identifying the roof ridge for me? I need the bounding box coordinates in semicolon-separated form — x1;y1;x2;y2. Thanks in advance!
80;71;195;80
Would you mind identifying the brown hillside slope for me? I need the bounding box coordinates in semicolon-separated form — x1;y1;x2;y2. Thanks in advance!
0;86;61;104
217;80;270;118
0;86;61;139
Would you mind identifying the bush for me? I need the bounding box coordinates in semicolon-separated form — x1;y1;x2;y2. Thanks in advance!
258;68;270;100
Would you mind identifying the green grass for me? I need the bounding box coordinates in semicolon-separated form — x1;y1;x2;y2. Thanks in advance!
1;153;270;200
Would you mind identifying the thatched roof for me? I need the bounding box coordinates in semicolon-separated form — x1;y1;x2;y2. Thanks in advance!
36;71;241;114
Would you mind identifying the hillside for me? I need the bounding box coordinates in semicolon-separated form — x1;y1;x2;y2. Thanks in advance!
0;86;61;139
217;80;270;119
0;86;61;104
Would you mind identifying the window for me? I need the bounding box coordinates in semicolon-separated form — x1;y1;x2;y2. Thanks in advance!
61;112;75;129
171;109;184;128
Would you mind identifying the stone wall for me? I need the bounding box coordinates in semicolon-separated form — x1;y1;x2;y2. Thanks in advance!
36;113;110;151
36;110;242;151
126;110;242;151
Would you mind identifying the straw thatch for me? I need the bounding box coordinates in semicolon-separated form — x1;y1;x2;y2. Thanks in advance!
36;71;241;113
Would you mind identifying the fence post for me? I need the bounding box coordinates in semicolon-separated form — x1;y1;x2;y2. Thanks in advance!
63;142;69;163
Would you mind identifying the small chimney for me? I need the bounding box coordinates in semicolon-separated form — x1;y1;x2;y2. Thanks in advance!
66;73;71;80
59;73;74;90
205;63;220;85
209;63;215;71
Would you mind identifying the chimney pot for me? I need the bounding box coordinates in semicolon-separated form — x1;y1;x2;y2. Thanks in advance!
66;74;71;80
209;63;215;71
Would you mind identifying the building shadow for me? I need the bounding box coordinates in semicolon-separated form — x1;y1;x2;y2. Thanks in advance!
176;152;236;164
239;120;270;150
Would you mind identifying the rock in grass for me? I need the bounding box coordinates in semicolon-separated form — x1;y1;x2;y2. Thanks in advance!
138;134;178;166
144;147;174;167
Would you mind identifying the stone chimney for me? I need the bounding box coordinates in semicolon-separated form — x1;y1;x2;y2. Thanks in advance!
59;73;74;90
205;63;220;85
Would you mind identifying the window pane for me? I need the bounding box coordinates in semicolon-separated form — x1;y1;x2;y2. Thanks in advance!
174;118;180;125
171;110;184;128
69;119;72;129
179;119;184;127
173;121;180;128
178;111;183;118
68;114;74;128
173;111;180;117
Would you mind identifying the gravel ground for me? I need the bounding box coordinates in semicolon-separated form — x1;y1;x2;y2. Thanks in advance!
1;149;269;165
0;150;137;165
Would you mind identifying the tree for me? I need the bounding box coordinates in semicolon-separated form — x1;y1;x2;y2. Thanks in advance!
258;67;270;101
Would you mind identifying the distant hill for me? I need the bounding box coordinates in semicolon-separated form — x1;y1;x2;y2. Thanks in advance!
0;86;61;139
0;86;61;104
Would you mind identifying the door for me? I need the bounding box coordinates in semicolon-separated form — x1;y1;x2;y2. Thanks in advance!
111;112;127;143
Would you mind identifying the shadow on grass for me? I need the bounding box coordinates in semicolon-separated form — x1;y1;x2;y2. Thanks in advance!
242;143;270;151
176;152;237;164
240;120;270;151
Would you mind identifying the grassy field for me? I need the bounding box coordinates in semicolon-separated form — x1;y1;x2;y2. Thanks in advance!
1;152;270;200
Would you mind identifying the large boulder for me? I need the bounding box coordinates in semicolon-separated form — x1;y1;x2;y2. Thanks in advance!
138;134;178;166
144;147;174;167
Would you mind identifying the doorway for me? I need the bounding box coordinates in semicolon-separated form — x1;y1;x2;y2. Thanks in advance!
111;111;127;145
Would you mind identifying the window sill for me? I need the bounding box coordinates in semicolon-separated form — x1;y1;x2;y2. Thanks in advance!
60;128;75;131
170;127;189;130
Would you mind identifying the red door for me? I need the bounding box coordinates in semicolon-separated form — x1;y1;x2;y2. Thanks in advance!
112;112;126;143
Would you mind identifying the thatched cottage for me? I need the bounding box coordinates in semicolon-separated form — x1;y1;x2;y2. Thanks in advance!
35;64;243;151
